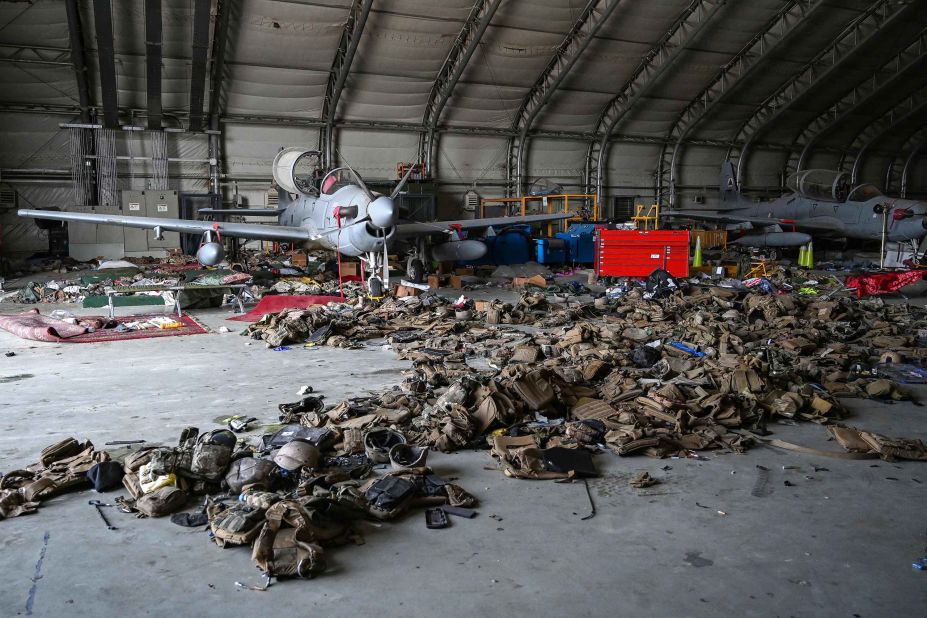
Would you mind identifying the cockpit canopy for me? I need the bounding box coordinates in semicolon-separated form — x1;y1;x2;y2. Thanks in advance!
785;170;850;202
847;184;883;202
785;169;883;203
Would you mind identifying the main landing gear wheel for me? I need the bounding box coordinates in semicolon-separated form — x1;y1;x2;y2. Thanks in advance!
407;258;425;283
368;276;384;298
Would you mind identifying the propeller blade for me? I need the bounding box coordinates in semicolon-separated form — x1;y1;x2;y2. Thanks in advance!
343;161;375;201
383;237;390;286
390;166;415;200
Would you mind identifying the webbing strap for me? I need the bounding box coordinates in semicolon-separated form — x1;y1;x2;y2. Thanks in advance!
737;430;877;460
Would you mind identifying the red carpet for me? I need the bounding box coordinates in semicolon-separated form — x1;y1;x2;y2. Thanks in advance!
62;314;208;343
845;269;927;298
0;308;88;342
228;295;345;322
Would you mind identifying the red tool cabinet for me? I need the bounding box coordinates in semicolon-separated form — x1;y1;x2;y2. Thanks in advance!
595;229;690;278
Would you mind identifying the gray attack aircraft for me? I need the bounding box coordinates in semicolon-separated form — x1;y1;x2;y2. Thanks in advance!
663;162;927;251
19;147;571;296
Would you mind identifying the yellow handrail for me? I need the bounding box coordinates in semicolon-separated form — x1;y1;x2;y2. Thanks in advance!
631;203;660;230
478;193;599;234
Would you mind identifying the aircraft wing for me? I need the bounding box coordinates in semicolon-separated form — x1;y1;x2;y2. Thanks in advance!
17;209;313;242
395;213;574;237
198;208;286;217
661;210;838;232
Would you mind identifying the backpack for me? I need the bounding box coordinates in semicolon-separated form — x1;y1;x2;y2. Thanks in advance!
251;500;327;579
252;527;326;579
209;503;267;548
186;429;236;481
135;486;188;517
225;457;277;494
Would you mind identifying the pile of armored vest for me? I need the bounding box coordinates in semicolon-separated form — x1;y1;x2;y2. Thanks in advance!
268;282;927;480
1;425;479;582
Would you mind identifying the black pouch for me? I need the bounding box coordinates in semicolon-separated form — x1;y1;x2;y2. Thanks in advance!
262;425;336;451
631;345;661;368
364;476;416;520
542;447;598;478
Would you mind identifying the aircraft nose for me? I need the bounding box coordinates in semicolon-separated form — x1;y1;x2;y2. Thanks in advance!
368;196;397;228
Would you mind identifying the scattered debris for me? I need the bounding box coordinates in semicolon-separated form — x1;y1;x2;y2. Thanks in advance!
629;471;659;488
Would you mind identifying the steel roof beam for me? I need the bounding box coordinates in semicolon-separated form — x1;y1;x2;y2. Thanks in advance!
0;100;860;156
507;0;620;196
207;0;233;128
319;0;374;169
0;43;71;67
92;0;118;128
901;134;927;198
789;26;927;174
419;0;503;176
882;125;927;195
586;0;726;200
144;0;162;130
845;85;927;183
660;0;825;207
64;1;93;124
729;0;909;186
187;0;212;132
884;125;927;194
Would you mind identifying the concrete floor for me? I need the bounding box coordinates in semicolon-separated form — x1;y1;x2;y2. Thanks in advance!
1;296;927;617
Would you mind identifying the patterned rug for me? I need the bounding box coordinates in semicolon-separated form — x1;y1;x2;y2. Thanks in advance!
62;313;209;343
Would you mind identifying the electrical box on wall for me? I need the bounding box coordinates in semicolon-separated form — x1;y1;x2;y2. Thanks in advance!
123;190;180;253
68;190;181;261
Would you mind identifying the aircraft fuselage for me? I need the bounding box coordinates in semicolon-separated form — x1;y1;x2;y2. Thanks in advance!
728;194;927;242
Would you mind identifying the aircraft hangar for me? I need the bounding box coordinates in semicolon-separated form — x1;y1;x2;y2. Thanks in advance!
1;1;927;616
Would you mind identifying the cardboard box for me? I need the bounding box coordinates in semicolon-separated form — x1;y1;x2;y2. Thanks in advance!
454;267;475;276
513;275;547;288
427;275;440;289
340;262;360;277
450;275;463;289
474;300;490;312
394;285;421;297
288;251;308;267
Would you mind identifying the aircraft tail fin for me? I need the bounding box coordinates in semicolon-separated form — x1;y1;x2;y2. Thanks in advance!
720;160;739;206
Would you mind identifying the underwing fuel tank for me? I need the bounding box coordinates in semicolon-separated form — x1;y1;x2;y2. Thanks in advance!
731;232;812;248
196;241;226;266
431;239;487;261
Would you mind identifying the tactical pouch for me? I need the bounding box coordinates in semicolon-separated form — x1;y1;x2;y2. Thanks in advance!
135;486;187;517
472;392;516;432
511;370;555;410
209;504;267;548
363;476;416;520
122;472;144;499
40;438;83;468
123;447;161;473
